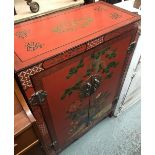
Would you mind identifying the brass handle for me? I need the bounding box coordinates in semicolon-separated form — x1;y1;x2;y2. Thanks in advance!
80;75;102;98
93;77;100;88
84;82;92;97
91;76;101;93
80;82;92;98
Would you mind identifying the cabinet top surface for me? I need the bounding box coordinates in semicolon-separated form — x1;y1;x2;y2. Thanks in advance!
15;1;140;72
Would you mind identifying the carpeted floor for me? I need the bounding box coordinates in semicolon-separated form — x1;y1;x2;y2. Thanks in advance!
60;101;141;155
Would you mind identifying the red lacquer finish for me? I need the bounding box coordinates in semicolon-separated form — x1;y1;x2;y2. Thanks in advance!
14;1;140;154
31;29;137;151
14;1;140;72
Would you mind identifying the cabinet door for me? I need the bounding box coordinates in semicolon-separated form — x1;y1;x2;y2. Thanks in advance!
31;48;95;150
88;30;137;123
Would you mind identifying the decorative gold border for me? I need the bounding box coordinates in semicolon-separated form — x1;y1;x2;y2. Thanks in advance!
18;63;44;90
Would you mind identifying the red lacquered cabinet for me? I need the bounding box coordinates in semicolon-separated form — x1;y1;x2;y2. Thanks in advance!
14;1;140;154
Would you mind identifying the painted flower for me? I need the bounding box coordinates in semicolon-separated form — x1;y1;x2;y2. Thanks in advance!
67;100;82;113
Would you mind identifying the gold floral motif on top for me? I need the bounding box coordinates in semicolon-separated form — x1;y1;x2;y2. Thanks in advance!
110;12;122;19
52;16;93;33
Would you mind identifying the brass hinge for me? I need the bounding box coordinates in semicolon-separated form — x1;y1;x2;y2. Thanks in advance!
127;41;136;54
29;90;47;106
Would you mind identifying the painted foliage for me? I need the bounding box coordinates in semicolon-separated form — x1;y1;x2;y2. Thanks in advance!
62;45;119;135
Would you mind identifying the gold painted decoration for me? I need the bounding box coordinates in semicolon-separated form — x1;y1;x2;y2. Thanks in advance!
18;63;44;90
25;41;44;52
52;16;93;33
110;13;122;19
15;29;30;39
94;6;107;12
